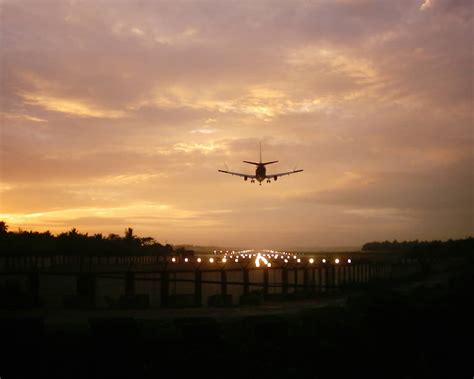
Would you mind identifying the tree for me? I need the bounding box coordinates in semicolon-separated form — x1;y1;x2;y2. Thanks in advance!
124;227;135;241
0;221;8;234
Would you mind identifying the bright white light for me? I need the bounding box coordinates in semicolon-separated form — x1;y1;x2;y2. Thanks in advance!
309;258;314;264
297;258;301;263
184;258;189;262
322;259;326;263
209;258;214;263
255;253;269;268
197;258;202;263
293;256;297;259
284;259;288;263
235;259;239;263
267;263;272;268
171;257;176;262
222;258;227;263
347;259;352;264
335;258;340;264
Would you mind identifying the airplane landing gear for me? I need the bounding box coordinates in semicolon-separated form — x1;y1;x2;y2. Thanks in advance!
266;179;271;183
251;179;255;183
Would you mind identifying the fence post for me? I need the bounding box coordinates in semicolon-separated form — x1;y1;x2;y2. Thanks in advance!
160;271;169;307
221;270;227;296
28;271;40;306
294;268;298;292
125;271;135;295
282;267;288;295
194;269;202;307
318;267;322;293
243;268;249;295
263;268;269;296
326;265;335;293
303;267;309;293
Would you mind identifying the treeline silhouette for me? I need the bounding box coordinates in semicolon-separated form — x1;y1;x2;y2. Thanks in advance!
0;222;185;257
362;237;474;258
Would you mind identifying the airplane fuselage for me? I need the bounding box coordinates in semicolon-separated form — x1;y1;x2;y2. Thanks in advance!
256;164;266;182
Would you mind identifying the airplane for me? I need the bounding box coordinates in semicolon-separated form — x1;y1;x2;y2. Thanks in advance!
218;142;303;185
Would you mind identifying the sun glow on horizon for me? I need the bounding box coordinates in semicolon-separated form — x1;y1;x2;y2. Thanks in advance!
1;0;470;247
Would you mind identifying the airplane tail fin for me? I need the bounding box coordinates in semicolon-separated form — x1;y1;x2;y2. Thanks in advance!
245;143;277;165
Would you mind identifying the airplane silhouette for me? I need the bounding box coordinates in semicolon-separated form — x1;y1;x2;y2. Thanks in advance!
218;142;303;185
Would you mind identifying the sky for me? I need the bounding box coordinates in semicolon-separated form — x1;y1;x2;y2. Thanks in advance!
0;0;472;249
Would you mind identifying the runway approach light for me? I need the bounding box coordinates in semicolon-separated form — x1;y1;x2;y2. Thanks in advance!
335;258;340;264
255;253;269;268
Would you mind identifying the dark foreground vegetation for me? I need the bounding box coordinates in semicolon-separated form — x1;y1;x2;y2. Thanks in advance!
363;237;474;256
0;222;186;257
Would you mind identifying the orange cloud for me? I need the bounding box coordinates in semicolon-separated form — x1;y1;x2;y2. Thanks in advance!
20;93;126;119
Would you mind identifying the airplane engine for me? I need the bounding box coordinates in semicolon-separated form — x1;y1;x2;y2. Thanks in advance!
244;176;248;181
274;176;278;181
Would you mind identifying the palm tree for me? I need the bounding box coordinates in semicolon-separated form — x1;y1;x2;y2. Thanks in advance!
0;221;8;234
124;227;135;241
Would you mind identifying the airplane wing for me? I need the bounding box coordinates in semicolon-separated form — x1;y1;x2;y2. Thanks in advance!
269;169;304;178
218;170;256;179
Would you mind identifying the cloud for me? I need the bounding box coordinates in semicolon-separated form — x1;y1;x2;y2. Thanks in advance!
297;159;473;212
2;112;47;123
20;93;126;118
0;0;471;247
420;0;434;11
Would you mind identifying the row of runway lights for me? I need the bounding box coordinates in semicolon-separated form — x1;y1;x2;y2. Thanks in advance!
170;252;352;267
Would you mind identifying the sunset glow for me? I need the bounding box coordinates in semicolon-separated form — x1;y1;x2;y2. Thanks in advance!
0;0;472;248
